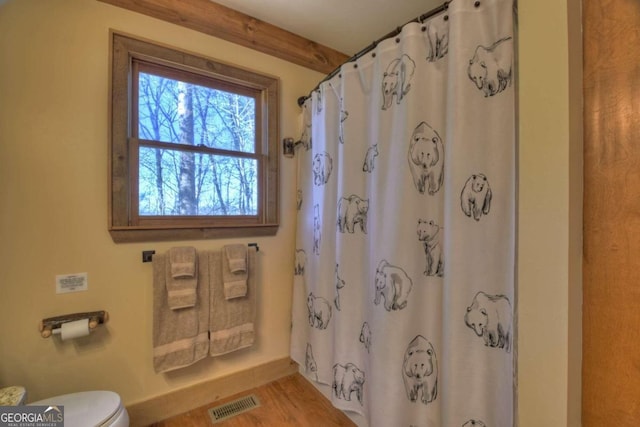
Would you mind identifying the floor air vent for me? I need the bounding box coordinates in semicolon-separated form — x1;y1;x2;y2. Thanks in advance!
208;394;261;424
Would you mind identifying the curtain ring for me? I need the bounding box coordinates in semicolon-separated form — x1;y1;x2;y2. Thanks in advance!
474;1;481;7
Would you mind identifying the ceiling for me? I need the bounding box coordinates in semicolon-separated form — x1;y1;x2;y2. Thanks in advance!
211;0;444;56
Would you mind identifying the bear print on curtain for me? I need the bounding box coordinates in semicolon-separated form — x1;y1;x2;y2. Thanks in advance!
291;0;516;426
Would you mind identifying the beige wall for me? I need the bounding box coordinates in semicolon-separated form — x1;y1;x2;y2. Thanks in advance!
0;0;583;424
518;0;582;425
0;0;322;405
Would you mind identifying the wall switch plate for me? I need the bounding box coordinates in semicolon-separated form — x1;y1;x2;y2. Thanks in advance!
56;273;88;294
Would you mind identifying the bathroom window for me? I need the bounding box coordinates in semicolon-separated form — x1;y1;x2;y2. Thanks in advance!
109;33;279;242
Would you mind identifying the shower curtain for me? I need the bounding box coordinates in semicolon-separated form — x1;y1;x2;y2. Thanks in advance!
291;0;515;425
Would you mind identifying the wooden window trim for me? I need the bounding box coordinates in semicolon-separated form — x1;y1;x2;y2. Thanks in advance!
109;32;280;243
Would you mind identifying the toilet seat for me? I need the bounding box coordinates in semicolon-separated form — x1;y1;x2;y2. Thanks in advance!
29;390;129;427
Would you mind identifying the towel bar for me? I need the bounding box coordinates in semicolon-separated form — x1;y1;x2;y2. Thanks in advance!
39;310;109;338
142;243;259;263
142;250;155;263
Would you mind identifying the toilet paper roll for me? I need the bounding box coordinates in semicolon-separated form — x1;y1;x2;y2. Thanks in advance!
59;319;90;340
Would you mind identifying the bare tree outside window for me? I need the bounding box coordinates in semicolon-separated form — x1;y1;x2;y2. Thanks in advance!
136;68;258;217
109;33;278;242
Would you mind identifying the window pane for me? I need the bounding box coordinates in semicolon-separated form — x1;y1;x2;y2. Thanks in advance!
139;147;258;216
137;72;256;153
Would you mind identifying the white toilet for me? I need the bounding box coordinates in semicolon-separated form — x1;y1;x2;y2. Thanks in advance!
29;390;129;427
0;386;129;427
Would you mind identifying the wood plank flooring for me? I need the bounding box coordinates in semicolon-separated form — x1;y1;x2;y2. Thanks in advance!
149;373;356;427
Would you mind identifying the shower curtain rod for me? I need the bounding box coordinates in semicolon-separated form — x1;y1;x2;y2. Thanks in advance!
297;0;451;107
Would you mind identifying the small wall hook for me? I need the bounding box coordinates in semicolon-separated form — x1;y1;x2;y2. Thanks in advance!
283;137;296;157
283;138;305;158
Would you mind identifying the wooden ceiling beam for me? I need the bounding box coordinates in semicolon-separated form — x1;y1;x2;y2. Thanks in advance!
97;0;349;74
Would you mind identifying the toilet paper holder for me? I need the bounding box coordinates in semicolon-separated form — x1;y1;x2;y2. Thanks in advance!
39;310;109;338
